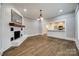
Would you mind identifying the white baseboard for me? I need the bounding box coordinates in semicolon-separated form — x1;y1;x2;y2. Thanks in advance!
1;33;41;55
27;33;42;37
11;34;28;47
9;33;42;47
0;34;28;56
0;34;77;55
75;39;79;50
47;35;75;41
0;44;12;56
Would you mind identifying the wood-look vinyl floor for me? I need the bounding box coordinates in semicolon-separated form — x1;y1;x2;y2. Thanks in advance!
3;35;78;56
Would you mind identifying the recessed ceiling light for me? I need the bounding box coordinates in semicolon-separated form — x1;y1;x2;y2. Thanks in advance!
59;9;63;12
23;9;27;12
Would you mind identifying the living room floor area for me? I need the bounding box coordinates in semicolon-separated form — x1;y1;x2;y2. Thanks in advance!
3;35;78;56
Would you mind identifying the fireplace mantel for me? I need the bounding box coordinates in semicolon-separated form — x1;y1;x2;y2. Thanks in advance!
9;22;25;27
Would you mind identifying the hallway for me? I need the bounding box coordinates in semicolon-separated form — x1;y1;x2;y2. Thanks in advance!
3;35;78;56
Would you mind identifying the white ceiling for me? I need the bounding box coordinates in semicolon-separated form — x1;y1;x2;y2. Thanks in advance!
12;3;77;19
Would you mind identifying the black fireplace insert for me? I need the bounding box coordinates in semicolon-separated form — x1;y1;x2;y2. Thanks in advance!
14;31;20;39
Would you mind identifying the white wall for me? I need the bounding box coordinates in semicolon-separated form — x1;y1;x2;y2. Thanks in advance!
75;4;79;50
45;12;75;41
24;18;41;36
1;4;16;52
1;3;26;52
1;3;42;53
0;3;2;51
1;3;77;54
41;19;48;35
1;3;9;52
